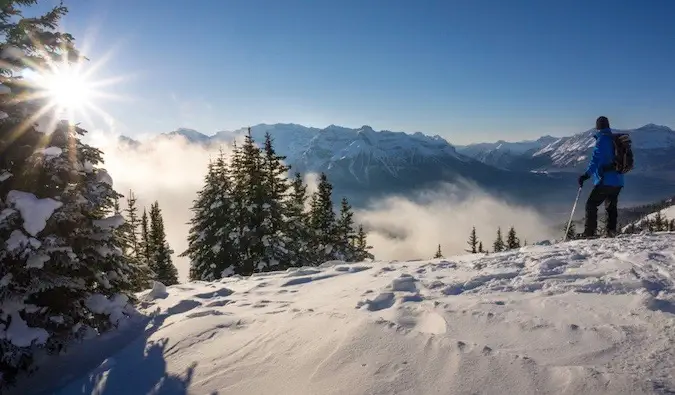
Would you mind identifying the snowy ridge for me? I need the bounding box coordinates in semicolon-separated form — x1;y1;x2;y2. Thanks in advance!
15;234;675;394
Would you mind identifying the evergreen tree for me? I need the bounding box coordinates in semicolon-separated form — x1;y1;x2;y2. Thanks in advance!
506;226;520;249
334;197;357;261
493;227;505;252
285;172;312;267
478;241;484;253
258;132;292;271
140;208;151;264
0;2;136;385
466;226;478;253
433;244;443;259
670;219;675;232
119;191;152;291
181;153;239;280
308;172;337;264
148;201;178;285
229;129;265;274
353;224;374;261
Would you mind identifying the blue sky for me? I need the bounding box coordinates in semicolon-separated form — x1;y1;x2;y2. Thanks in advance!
47;0;675;144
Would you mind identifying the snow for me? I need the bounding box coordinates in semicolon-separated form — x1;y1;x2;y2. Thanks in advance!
9;234;675;394
26;253;49;269
39;146;63;157
0;171;11;182
2;312;49;348
84;293;131;325
5;229;29;252
96;169;112;185
6;190;63;237
93;214;125;230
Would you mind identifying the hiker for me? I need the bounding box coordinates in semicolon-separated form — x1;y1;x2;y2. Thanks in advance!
578;116;624;238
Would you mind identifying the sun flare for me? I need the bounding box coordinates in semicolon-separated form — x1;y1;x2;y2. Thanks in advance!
42;67;93;111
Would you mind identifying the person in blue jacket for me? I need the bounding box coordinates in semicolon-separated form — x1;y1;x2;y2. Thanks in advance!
578;116;624;237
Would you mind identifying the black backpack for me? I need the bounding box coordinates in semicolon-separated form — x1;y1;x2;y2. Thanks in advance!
610;133;634;174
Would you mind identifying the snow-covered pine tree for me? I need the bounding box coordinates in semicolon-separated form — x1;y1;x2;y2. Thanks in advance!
478;241;484;253
0;2;135;385
181;152;239;281
148;201;178;285
229;129;265;275
258;132;291;272
120;190;152;291
353;224;374;261
466;226;478;253
507;226;520;249
285;172;312;267
493;227;505;252
334;197;357;261
433;244;443;259
308;172;337;264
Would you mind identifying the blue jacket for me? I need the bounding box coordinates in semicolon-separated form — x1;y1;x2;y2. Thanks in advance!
585;128;624;187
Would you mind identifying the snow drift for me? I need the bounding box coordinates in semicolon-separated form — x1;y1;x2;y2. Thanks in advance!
10;234;675;395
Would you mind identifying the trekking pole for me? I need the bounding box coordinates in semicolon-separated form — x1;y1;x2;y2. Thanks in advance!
563;186;583;242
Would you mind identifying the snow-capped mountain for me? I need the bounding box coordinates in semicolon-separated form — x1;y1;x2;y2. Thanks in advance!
460;124;675;175
532;124;675;173
456;135;558;169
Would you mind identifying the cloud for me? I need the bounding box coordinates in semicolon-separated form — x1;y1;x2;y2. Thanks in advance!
355;180;557;261
93;135;556;282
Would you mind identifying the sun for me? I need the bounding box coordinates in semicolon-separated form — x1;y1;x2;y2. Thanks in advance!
42;67;93;111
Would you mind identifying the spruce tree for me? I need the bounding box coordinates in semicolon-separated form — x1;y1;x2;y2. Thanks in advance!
258;132;291;271
478;241;484;253
506;226;520;249
229;129;265;274
308;172;337;264
670;219;675;232
493;227;505;252
148;201;178;285
353;224;374;261
433;244;443;259
0;2;135;385
285;172;311;267
466;226;478;253
334;197;357;261
181;153;239;281
121;190;152;291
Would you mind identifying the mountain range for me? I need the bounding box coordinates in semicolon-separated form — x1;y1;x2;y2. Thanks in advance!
118;123;675;219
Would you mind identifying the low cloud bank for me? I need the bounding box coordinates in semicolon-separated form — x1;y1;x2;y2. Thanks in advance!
356;181;557;261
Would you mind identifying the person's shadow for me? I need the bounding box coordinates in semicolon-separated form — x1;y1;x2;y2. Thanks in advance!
11;307;219;395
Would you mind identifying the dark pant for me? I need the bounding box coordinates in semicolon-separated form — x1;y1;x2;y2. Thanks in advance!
584;185;622;236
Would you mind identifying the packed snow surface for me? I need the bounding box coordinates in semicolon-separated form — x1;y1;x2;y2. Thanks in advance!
11;234;675;395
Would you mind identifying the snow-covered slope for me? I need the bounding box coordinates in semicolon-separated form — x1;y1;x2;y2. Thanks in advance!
13;234;675;395
622;201;675;232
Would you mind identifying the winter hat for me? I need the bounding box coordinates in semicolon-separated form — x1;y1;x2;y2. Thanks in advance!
596;116;610;130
